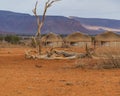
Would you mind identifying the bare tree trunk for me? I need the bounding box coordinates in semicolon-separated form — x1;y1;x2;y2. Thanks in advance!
32;0;60;55
25;0;61;59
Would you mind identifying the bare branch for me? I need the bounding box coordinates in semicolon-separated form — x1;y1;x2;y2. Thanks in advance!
41;0;61;27
32;1;38;16
32;1;41;27
47;0;60;8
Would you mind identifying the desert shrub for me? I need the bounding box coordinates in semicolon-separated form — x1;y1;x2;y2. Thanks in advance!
74;62;85;69
30;37;38;48
0;36;4;41
95;47;120;69
4;35;20;44
95;47;120;56
97;56;120;69
74;58;96;69
74;58;120;69
74;47;120;69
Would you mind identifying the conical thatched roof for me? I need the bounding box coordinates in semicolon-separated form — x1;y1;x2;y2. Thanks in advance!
95;31;120;41
65;32;91;42
41;32;63;42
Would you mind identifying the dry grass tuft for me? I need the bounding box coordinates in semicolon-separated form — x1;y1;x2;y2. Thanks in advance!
74;47;120;69
95;47;120;69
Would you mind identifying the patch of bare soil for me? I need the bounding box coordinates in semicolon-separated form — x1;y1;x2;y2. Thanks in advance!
0;47;120;96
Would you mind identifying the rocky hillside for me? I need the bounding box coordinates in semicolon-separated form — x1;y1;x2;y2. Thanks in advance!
0;10;90;35
70;16;120;34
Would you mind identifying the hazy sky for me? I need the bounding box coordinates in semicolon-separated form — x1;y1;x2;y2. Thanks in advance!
0;0;120;19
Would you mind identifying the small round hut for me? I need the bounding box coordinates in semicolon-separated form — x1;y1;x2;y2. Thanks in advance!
95;31;120;47
65;32;92;47
41;32;63;47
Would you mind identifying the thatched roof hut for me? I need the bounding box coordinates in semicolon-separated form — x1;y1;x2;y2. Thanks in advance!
41;32;63;47
65;32;91;42
64;32;92;47
41;32;63;42
95;31;120;42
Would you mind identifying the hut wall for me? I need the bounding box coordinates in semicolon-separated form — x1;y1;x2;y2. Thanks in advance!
97;41;120;47
109;42;120;47
116;42;120;47
43;41;63;47
70;41;91;47
102;42;110;46
96;41;110;47
109;42;115;47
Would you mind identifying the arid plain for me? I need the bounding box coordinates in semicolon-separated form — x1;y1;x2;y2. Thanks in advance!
0;47;120;96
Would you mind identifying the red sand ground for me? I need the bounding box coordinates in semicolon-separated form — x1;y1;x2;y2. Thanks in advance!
0;48;120;96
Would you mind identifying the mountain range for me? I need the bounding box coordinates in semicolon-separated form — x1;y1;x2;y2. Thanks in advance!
70;16;120;34
0;10;89;35
0;10;120;35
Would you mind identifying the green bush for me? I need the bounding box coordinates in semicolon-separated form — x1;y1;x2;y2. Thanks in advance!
4;35;20;44
0;36;4;41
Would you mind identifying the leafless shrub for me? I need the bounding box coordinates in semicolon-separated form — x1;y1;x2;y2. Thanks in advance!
74;58;95;69
30;36;38;48
73;47;120;69
96;47;120;69
97;56;120;69
74;63;85;69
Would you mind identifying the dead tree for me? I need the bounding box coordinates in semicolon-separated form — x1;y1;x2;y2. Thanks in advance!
32;0;60;55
